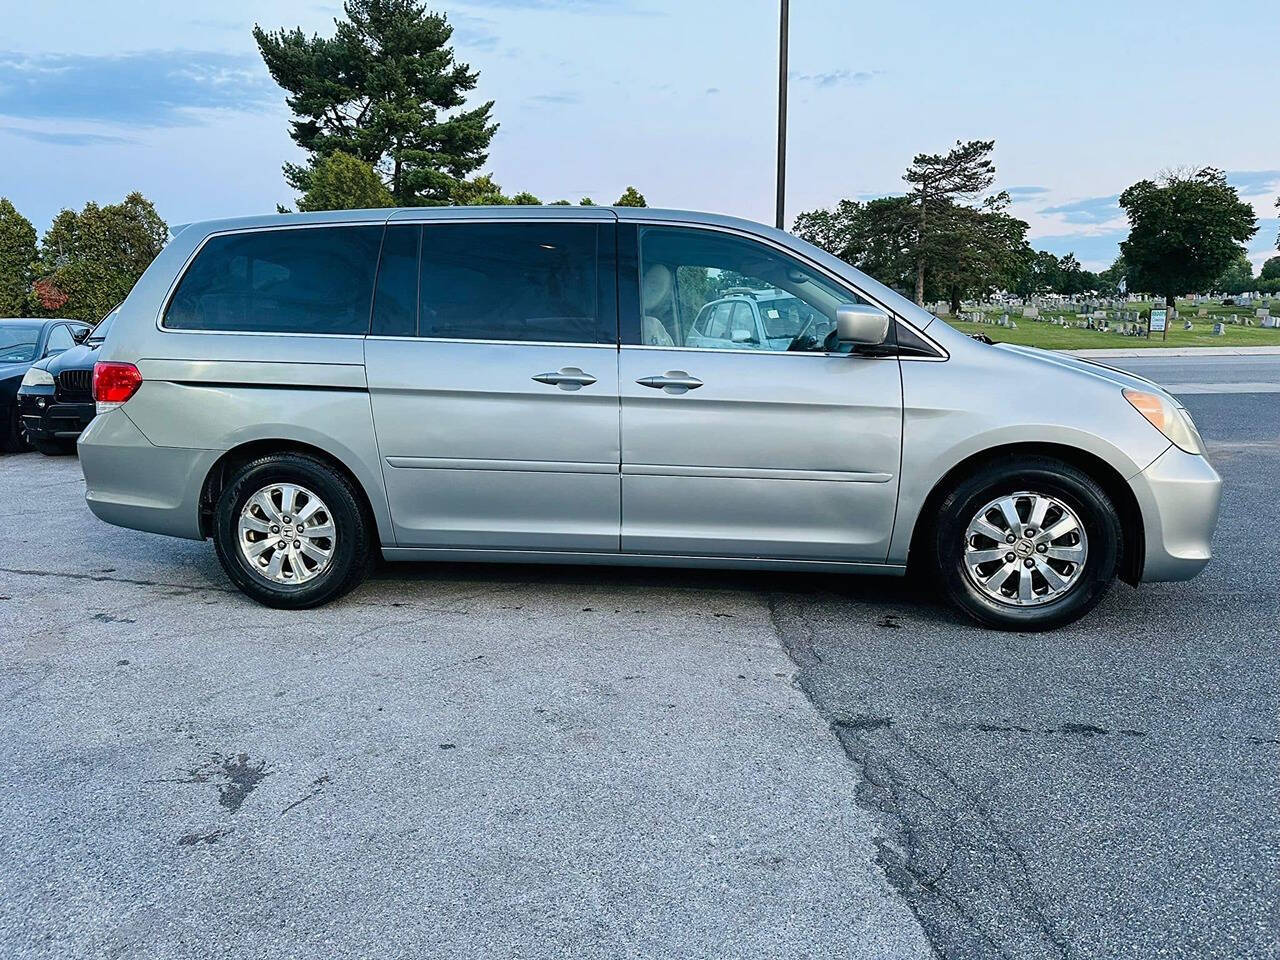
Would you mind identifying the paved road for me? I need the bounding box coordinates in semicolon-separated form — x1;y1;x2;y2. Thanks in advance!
0;457;928;959
1101;352;1280;394
773;391;1278;958
0;356;1276;959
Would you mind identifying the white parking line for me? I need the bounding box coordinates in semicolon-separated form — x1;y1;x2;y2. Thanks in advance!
1163;382;1280;394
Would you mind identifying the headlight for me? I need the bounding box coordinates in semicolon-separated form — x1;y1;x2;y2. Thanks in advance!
20;367;54;388
1123;388;1204;455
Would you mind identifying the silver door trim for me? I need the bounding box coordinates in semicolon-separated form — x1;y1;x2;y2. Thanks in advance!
367;335;618;349
621;343;896;360
385;456;618;475
381;546;908;575
137;358;367;388
623;463;892;483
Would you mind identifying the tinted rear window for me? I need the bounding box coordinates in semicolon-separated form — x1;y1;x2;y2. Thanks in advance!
164;225;383;334
418;223;605;343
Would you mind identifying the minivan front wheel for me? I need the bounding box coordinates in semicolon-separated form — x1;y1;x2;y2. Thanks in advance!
212;454;372;608
933;457;1120;630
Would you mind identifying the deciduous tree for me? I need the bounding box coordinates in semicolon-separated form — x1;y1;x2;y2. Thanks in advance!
255;0;498;206
0;198;37;315
1214;252;1255;295
795;157;1029;312
297;151;395;211
34;192;168;322
1118;167;1257;307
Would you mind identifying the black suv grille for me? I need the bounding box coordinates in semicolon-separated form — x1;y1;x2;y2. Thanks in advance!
57;368;93;401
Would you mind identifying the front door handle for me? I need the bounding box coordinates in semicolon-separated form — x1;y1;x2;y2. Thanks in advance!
532;367;598;391
636;371;703;395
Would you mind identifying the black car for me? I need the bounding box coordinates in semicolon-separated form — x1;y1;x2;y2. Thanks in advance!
17;312;115;454
1;317;91;452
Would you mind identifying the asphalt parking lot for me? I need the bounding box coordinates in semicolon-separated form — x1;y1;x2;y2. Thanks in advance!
1;368;1276;959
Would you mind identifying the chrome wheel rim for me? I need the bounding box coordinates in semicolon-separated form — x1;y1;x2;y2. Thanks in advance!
237;483;336;585
962;491;1088;607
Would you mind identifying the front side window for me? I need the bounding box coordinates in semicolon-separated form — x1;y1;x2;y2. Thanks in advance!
418;223;605;343
164;225;383;334
44;325;75;355
636;227;865;353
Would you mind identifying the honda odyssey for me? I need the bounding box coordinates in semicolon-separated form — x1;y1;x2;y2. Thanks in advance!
77;207;1222;630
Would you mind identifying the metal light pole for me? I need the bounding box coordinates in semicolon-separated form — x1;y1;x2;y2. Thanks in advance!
775;0;789;231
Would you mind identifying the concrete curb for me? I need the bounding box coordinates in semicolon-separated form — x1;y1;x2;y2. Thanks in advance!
1063;346;1280;358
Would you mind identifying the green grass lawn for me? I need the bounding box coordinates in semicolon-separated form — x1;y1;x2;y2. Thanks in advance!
943;299;1280;350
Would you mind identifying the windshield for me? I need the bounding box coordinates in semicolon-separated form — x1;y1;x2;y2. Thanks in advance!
89;311;118;343
0;323;39;363
758;296;824;339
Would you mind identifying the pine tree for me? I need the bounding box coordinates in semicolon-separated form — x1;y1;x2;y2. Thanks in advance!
615;186;647;207
904;140;996;305
255;0;498;206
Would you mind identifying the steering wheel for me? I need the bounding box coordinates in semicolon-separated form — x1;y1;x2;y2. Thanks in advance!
786;315;819;352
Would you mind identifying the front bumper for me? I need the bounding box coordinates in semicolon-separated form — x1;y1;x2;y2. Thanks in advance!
1129;444;1223;582
17;389;95;441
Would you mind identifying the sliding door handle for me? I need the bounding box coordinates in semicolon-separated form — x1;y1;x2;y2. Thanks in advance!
636;371;703;394
532;367;597;391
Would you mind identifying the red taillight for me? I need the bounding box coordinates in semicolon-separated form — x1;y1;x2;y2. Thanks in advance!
93;361;143;407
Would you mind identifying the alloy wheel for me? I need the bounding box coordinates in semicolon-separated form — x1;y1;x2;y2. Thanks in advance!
237;483;336;585
961;491;1088;607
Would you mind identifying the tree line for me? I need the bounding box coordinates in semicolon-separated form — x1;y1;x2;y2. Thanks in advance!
3;0;1277;323
794;141;1275;311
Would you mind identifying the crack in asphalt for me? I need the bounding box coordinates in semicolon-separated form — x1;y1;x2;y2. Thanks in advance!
766;593;1071;960
0;566;234;594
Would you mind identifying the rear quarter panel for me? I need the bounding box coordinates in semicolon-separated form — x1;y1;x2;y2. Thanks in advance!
92;215;396;544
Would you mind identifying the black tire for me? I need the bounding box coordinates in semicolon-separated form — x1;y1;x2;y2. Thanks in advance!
32;438;76;456
212;453;373;609
932;456;1120;631
1;407;29;453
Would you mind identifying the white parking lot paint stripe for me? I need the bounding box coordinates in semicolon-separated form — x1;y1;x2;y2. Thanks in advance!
1163;382;1280;394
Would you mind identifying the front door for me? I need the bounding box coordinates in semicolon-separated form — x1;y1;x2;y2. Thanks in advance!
618;224;902;562
366;219;621;552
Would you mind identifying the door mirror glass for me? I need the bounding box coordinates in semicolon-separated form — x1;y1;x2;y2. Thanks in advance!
835;304;890;346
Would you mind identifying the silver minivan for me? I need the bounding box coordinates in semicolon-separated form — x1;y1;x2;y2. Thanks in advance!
78;207;1222;629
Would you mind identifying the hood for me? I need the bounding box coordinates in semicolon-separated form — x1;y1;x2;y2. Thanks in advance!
992;342;1174;399
42;342;97;375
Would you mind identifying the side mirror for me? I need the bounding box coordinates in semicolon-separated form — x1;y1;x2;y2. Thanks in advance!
73;327;91;344
731;329;756;344
835;303;890;346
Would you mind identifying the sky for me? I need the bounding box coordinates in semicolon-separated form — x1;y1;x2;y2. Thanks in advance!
1;0;1277;271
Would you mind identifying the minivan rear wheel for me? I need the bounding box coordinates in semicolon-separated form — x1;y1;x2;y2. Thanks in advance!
932;456;1120;631
212;453;372;608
